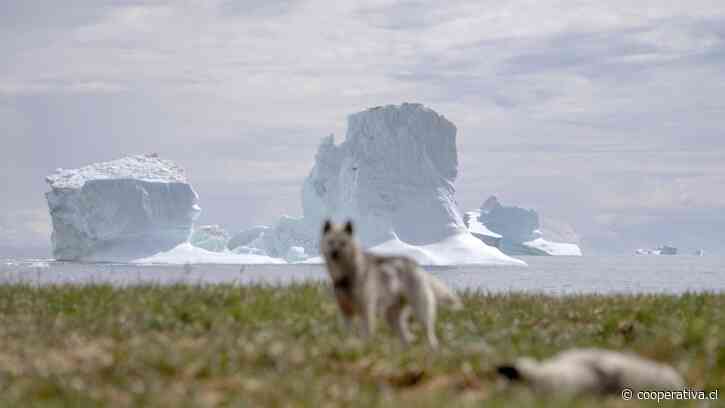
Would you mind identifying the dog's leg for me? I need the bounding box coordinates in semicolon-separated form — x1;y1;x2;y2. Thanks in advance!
361;294;377;340
411;286;438;349
338;312;354;334
385;303;413;345
362;304;376;340
385;303;412;344
398;306;415;343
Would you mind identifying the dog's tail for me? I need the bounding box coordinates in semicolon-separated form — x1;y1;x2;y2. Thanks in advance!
427;274;463;310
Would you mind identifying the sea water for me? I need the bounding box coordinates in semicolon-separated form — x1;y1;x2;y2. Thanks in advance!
1;255;723;294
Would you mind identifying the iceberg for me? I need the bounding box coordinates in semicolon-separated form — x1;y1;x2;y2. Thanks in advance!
370;233;523;266
45;154;283;264
466;196;582;256
284;246;307;263
253;103;524;266
190;225;230;252
260;215;320;259
520;238;583;257
132;242;284;265
46;154;200;261
463;210;502;248
635;245;678;256
227;225;269;251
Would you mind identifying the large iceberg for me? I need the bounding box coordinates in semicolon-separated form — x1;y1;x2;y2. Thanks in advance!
46;154;199;260
45;154;283;264
465;196;582;256
240;103;524;266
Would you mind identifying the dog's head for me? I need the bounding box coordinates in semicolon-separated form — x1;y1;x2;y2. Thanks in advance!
320;219;358;264
496;357;538;383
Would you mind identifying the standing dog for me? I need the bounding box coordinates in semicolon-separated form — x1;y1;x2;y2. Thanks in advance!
320;220;461;348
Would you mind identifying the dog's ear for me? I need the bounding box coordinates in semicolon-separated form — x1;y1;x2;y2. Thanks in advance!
343;220;354;236
322;219;333;235
496;365;522;381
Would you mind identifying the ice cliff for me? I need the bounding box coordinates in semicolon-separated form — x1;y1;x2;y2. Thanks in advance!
235;103;523;265
304;103;464;246
45;154;282;264
465;196;582;256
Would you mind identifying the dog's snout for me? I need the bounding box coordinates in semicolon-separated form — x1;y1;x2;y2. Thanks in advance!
330;250;339;259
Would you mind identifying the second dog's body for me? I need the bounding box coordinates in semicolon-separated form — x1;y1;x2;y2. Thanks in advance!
497;348;685;396
321;221;461;348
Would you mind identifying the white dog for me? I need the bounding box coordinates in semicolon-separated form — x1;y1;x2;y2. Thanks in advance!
320;220;461;348
497;348;685;396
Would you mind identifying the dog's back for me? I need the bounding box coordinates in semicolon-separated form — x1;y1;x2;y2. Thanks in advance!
361;252;461;309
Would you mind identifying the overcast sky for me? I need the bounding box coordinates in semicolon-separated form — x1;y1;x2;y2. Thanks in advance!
1;0;724;256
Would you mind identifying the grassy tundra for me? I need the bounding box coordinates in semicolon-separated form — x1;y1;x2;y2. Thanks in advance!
0;284;722;407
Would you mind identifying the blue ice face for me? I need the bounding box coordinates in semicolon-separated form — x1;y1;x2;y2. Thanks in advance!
481;205;540;243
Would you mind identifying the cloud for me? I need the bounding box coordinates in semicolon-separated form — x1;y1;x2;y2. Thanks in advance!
217;0;300;18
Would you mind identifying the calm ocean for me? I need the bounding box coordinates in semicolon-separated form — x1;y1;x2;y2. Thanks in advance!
2;255;723;294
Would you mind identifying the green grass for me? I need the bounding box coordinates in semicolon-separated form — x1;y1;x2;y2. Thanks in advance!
0;284;722;407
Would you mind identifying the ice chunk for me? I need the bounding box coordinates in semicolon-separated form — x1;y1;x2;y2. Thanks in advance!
285;246;307;263
464;210;502;248
370;233;526;266
479;196;541;243
129;243;284;264
45;154;201;261
227;225;270;250
190;225;230;252
521;238;583;256
231;245;268;256
635;245;678;255
467;196;582;256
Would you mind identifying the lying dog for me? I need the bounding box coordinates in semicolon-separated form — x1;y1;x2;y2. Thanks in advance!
497;348;685;396
320;220;461;348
